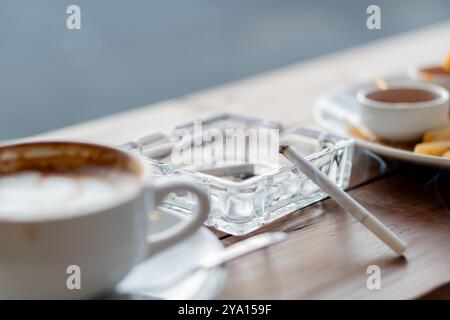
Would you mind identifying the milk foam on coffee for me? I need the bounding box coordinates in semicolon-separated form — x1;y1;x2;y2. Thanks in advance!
0;170;140;220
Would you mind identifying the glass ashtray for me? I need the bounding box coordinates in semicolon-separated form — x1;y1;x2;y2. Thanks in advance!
121;113;354;235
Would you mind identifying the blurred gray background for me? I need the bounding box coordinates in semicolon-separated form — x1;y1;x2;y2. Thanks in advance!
1;0;450;139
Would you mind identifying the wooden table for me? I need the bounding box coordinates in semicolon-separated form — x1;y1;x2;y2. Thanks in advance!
41;22;450;299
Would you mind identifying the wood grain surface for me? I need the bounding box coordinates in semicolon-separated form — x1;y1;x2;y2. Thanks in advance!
219;165;450;299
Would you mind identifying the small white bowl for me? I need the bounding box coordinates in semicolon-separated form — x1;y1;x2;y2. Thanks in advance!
408;64;450;91
356;80;449;142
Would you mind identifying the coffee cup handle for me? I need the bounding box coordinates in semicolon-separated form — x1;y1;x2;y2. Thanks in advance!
145;180;210;257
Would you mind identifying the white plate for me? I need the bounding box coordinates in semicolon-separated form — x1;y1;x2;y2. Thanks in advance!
313;80;450;169
113;227;227;300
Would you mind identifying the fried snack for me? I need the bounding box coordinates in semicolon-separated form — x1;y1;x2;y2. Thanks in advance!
413;140;450;156
443;151;450;158
423;126;450;142
444;54;450;71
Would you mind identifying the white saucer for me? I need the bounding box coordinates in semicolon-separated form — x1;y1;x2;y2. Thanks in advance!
314;78;450;169
113;227;227;300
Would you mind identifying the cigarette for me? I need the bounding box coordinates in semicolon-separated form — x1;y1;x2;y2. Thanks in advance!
279;144;406;255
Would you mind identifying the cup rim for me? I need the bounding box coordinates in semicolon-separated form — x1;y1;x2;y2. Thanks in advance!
356;80;449;110
0;139;148;224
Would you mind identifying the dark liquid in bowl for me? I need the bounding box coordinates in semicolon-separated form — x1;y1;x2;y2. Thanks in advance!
367;88;439;103
421;67;450;76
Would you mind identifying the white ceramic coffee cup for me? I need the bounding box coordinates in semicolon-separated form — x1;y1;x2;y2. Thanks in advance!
356;80;449;141
0;140;210;299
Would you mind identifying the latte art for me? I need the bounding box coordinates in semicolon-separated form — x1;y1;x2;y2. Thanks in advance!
0;170;140;220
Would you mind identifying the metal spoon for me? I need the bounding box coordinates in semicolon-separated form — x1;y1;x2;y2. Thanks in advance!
131;232;287;292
